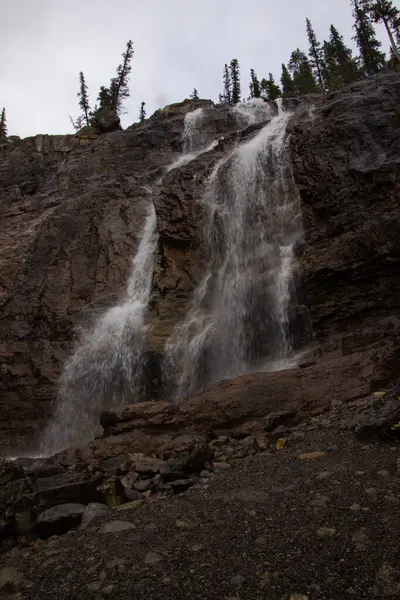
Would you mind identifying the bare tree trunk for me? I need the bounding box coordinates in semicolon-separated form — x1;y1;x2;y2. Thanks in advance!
382;15;400;62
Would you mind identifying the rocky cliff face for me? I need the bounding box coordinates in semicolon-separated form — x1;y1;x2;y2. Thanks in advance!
1;74;400;454
292;73;400;384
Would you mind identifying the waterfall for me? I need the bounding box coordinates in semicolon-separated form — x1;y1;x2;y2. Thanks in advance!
164;102;303;400
166;107;219;173
182;107;207;153
232;98;273;126
40;203;158;455
39;106;219;456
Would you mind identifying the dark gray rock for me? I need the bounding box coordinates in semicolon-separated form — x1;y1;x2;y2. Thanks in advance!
133;479;152;493
292;73;400;376
166;479;195;495
135;457;170;476
36;503;86;537
354;385;400;440
0;459;33;515
79;502;109;530
35;471;102;509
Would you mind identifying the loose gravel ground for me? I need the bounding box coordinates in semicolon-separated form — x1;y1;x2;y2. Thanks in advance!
2;428;400;600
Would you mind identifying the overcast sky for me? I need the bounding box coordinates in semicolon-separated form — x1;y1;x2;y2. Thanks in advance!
1;0;392;138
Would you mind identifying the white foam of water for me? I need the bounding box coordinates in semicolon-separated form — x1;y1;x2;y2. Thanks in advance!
165;139;219;173
40;204;158;455
232;98;273;126
165;106;304;399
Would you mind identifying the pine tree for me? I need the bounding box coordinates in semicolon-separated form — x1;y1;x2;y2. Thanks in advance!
0;107;7;139
190;88;199;100
322;25;360;91
249;69;261;98
359;0;400;62
352;0;386;74
97;86;113;110
281;64;297;97
289;49;319;95
306;18;326;95
139;101;146;122
260;74;282;100
96;40;134;115
77;71;91;127
221;64;232;104
230;59;241;104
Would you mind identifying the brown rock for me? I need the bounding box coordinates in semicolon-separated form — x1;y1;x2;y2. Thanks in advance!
297;452;327;460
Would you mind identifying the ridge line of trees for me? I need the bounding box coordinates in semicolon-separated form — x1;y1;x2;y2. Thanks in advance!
218;0;399;104
2;0;400;137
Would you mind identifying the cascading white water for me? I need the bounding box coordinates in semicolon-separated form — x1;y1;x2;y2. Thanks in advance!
232;98;273;126
39;106;221;456
166;107;219;173
182;107;206;153
40;203;158;455
165;101;303;400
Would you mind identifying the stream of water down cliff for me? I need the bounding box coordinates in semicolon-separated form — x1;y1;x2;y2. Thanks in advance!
164;100;303;399
41;100;304;455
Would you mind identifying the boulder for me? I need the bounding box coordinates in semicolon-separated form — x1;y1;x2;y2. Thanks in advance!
354;383;400;440
79;502;109;530
36;503;86;537
35;471;102;509
100;520;135;534
92;106;121;133
0;459;32;515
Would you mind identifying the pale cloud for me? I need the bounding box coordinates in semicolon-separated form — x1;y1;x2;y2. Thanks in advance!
0;0;391;137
